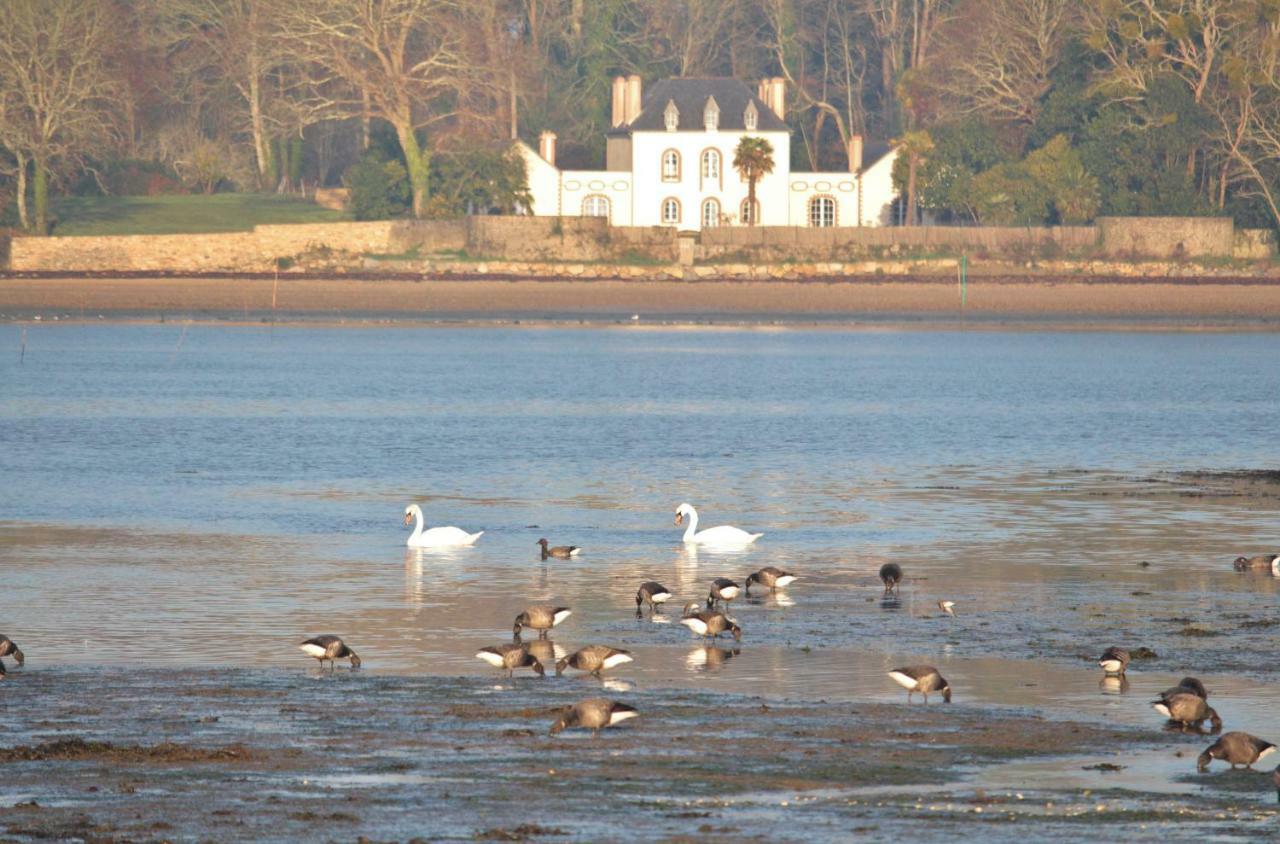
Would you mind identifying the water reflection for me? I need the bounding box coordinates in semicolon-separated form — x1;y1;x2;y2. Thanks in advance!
685;646;740;672
1099;676;1130;695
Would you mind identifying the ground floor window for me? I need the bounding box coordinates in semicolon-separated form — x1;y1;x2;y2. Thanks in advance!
582;195;610;220
740;198;759;225
701;198;721;228
661;197;681;225
809;196;836;227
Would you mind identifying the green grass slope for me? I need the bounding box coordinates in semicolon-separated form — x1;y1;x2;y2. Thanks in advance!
51;194;350;236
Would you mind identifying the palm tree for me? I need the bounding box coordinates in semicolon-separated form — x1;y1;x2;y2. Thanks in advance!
733;136;775;226
896;130;934;227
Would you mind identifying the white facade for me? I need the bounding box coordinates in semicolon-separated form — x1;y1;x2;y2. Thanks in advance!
520;77;898;230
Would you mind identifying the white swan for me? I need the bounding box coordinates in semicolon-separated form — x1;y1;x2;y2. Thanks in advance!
403;504;483;548
674;502;762;545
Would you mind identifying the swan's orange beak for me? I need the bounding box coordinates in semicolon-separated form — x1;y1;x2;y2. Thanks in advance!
674;513;683;526
403;513;412;526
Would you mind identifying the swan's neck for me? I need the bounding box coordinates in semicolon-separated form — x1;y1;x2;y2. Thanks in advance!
682;508;698;542
410;508;425;540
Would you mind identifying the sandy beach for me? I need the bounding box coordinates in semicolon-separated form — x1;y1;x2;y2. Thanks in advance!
3;275;1280;323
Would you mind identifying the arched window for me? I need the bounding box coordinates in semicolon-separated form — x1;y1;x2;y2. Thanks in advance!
808;195;836;228
661;197;681;225
582;195;610;220
740;198;759;225
701;198;721;228
701;149;720;180
661;150;681;182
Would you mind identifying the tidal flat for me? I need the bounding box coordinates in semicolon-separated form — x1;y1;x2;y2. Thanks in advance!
2;325;1279;840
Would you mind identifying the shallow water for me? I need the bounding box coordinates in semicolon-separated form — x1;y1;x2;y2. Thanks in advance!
2;324;1279;821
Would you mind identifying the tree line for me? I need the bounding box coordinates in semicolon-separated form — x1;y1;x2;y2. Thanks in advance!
1;0;1278;234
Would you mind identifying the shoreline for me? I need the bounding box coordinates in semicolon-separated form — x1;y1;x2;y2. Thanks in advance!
3;275;1280;327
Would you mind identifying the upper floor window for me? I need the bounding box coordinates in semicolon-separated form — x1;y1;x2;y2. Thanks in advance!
744;101;759;131
661;149;680;182
664;100;679;131
582;195;611;220
701;149;720;181
703;97;720;131
661;197;681;225
809;196;836;228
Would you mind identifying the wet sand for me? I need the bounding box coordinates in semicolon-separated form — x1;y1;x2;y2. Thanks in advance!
3;275;1280;323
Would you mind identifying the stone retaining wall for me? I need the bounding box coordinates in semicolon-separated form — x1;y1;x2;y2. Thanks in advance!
1097;216;1234;258
465;216;678;262
699;224;1098;262
9;220;466;272
6;215;1272;273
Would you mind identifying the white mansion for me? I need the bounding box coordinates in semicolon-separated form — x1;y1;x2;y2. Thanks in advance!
518;75;898;230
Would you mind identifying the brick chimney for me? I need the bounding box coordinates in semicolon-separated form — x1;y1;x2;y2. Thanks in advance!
611;76;627;128
539;131;557;167
624;74;643;125
848;134;863;173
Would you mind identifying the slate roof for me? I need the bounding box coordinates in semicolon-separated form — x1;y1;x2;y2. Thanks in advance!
614;78;790;134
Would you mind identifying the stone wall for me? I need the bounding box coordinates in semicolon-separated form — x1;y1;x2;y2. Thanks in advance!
1097;216;1234;258
5;214;1271;273
464;216;678;262
9;220;465;272
698;225;1097;262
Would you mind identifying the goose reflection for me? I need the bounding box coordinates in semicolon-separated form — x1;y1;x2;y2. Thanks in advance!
746;592;796;608
524;638;566;666
1099;675;1130;695
685;645;740;672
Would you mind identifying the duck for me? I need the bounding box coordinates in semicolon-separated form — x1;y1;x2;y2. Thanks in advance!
1154;676;1208;705
299;635;361;669
674;502;762;545
680;603;742;641
403;504;482;548
0;635;24;671
879;563;903;595
937;600;956;618
1233;554;1280;574
635;581;673;617
1098;646;1130;676
556;645;634;677
1153;691;1222;732
538;538;581;560
1197;732;1276;771
888;665;952;703
475;643;545;677
706;577;741;609
744;566;796;593
512;605;572;640
1273;764;1280;802
549;698;639;737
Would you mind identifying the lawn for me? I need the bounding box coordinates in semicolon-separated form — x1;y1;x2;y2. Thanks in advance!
50;194;351;236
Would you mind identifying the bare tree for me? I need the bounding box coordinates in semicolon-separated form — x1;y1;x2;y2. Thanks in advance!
153;0;289;190
927;0;1077;126
0;0;119;233
279;0;483;218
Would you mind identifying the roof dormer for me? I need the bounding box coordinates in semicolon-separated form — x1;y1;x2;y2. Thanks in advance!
663;100;679;131
703;97;720;131
744;100;759;131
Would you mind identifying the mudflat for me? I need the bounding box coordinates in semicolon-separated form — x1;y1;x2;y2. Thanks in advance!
3;275;1280;322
